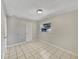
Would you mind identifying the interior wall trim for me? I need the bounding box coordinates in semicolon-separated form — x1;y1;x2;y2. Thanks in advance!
7;41;31;47
7;41;26;47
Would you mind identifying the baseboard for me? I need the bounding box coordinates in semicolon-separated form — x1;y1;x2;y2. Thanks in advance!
7;40;35;47
39;40;77;56
7;41;26;47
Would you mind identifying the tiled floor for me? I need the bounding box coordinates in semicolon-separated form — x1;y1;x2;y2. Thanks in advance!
5;41;77;59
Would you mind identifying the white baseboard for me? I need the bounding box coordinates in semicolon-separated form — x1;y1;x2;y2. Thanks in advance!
7;41;26;47
39;40;77;56
7;40;35;47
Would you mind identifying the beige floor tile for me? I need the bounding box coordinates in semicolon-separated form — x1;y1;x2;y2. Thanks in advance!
5;41;77;59
9;52;16;56
25;53;33;58
70;55;78;59
9;55;17;59
54;49;63;58
5;48;10;56
60;52;71;59
26;56;35;59
33;52;42;59
49;55;59;59
18;55;26;59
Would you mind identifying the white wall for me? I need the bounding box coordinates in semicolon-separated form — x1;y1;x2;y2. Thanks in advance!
7;16;37;45
1;4;7;59
38;10;78;55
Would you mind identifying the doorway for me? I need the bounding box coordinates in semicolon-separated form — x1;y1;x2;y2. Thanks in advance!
26;23;33;42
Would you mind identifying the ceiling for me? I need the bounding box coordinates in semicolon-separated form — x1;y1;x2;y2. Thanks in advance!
3;0;78;20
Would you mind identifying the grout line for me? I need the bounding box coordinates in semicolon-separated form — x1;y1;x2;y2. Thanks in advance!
15;46;19;59
28;44;43;59
28;42;57;59
19;45;27;59
40;41;68;58
22;44;35;59
40;40;77;56
8;48;10;59
31;42;63;58
8;47;10;59
6;48;10;59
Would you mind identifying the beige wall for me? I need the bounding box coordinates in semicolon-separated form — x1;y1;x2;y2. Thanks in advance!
7;16;37;45
38;10;78;55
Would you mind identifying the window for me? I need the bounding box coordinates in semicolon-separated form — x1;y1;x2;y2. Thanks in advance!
40;22;51;32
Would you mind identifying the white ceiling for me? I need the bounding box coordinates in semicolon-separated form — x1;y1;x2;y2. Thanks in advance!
4;0;77;20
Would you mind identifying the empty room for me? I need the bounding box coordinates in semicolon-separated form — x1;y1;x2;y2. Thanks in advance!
1;0;78;59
